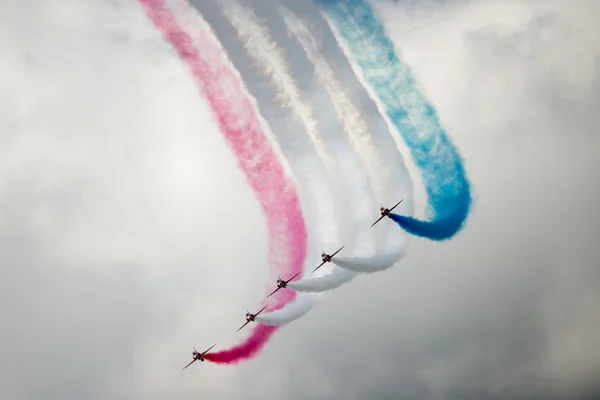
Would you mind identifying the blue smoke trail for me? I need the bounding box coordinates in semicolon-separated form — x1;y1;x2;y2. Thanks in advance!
314;0;471;241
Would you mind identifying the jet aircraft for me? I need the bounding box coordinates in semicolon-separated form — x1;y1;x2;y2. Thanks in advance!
267;272;301;298
182;344;216;370
370;199;404;227
236;305;268;332
313;245;345;273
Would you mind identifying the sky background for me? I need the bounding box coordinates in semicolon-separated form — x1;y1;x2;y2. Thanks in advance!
1;0;599;399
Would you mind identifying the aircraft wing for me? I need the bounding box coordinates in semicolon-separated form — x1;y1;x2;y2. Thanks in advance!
389;199;404;212
285;271;301;283
182;359;196;370
201;344;216;355
236;320;251;332
313;260;326;272
266;287;281;298
331;245;345;257
254;305;268;316
370;215;385;228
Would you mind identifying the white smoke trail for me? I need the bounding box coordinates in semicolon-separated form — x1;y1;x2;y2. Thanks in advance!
257;294;317;325
279;6;387;204
332;250;406;273
287;265;356;292
217;0;349;223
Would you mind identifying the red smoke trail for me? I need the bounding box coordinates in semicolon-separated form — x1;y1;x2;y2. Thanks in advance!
138;0;307;363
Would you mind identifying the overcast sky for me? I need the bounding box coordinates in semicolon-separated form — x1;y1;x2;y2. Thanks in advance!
1;0;599;399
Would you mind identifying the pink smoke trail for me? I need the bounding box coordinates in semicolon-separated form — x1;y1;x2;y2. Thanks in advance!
138;0;307;364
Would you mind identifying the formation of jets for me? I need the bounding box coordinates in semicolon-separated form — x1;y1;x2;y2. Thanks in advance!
183;200;403;370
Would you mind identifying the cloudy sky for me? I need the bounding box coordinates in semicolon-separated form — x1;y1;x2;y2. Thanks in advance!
2;0;599;399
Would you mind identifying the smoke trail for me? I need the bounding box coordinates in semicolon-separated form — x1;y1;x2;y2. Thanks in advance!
218;0;347;213
257;294;316;325
279;6;386;204
332;251;405;273
287;265;356;292
216;0;380;299
315;0;472;241
277;5;411;282
138;0;307;364
196;0;336;323
278;5;412;253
